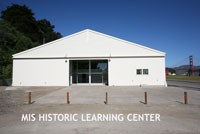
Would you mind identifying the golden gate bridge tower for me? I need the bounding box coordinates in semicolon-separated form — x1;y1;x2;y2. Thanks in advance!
169;55;200;76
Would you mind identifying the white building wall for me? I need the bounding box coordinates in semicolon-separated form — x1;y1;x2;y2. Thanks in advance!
12;57;166;86
12;59;69;86
108;57;166;86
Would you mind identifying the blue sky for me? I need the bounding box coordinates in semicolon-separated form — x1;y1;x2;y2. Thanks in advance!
1;0;200;67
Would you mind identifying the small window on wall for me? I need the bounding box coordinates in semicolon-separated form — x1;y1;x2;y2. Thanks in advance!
136;69;142;75
143;69;149;75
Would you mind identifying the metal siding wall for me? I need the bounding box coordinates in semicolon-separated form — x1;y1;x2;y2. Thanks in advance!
108;57;166;86
12;59;69;86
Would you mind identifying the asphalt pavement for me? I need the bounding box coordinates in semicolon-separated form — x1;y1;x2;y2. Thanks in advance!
167;79;200;90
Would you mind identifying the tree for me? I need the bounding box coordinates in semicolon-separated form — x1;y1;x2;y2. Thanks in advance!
0;20;36;79
1;4;39;42
37;19;62;43
1;4;62;44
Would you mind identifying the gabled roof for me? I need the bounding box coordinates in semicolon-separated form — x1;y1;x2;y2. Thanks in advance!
13;29;165;59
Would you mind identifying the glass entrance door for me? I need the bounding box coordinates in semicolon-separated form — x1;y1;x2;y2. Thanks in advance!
71;60;108;85
91;60;108;84
72;60;89;84
77;60;89;83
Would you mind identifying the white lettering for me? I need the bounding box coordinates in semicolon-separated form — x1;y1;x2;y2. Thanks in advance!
21;114;35;121
126;114;160;121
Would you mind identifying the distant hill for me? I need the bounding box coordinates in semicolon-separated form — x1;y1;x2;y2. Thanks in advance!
173;65;200;75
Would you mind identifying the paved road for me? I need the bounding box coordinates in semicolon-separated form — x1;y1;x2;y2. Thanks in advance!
167;80;200;90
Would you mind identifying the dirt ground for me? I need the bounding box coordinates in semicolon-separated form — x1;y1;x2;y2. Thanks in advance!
0;86;63;115
0;86;200;134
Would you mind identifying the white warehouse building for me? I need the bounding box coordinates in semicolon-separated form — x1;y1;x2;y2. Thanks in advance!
12;29;166;86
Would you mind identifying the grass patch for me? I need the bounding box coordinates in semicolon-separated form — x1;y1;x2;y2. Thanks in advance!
166;75;200;81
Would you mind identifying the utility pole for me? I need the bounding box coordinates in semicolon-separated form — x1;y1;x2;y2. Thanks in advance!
43;36;45;44
189;55;194;76
39;28;45;44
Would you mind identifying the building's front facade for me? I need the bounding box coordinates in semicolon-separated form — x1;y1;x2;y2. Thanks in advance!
12;29;166;86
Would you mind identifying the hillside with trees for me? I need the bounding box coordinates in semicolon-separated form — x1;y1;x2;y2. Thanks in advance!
0;4;62;79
